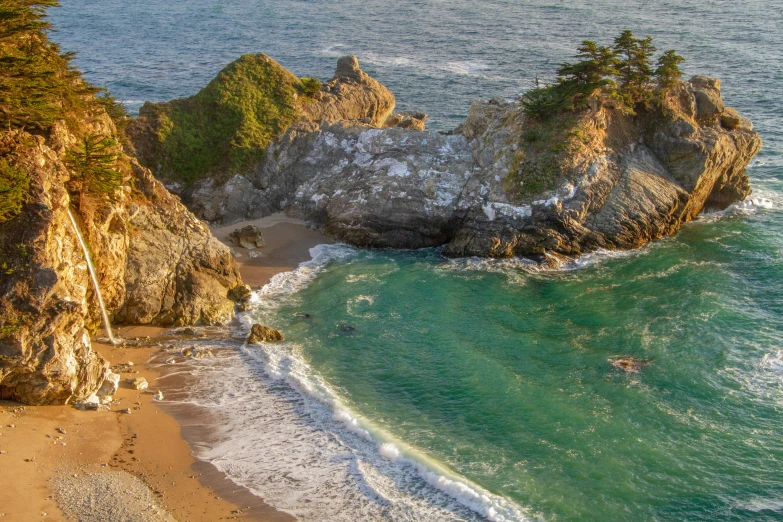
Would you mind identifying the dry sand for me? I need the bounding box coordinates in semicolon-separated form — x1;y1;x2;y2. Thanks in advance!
0;214;328;521
212;213;332;289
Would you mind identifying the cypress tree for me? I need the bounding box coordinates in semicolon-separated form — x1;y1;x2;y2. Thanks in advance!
613;30;656;104
557;41;619;86
65;134;123;208
655;50;685;89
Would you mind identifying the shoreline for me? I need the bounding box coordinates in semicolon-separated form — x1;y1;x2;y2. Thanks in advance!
0;213;329;521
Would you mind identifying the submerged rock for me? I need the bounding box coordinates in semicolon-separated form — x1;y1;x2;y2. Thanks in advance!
609;357;652;373
247;324;284;343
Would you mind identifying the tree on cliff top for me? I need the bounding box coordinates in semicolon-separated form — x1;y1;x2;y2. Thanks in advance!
523;30;685;119
613;30;657;105
0;0;105;131
655;50;685;89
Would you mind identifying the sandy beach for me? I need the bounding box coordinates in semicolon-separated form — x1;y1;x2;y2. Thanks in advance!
0;214;329;521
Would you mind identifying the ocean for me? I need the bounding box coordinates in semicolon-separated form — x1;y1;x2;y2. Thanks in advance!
49;1;782;520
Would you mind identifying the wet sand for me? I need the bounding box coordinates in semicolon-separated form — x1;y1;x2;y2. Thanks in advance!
0;214;329;521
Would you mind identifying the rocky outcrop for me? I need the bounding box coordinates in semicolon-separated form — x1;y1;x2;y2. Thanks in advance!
171;56;400;225
0;119;248;404
228;225;265;249
247;324;284;343
263;76;761;259
301;55;395;127
0;133;109;404
136;57;759;260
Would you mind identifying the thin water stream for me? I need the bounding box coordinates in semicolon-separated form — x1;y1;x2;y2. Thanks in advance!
66;208;116;345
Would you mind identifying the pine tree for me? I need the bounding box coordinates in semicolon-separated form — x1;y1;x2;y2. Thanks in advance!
557;41;618;86
655;50;685;89
0;0;99;131
65;134;123;208
613;30;656;104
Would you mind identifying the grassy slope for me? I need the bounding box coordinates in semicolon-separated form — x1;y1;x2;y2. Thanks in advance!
134;54;316;186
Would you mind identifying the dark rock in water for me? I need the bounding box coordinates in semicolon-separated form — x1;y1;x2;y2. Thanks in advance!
174;327;206;338
340;324;356;333
229;225;266;249
248;324;284;343
609;357;652;373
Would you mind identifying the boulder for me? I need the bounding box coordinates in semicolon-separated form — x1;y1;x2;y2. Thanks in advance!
248;324;284;343
97;372;120;397
192;348;214;359
384;111;427;131
130;377;148;390
690;76;724;120
229;225;266;249
720;107;742;130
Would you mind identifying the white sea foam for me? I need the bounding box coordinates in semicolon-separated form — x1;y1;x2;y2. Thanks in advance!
735;496;783;512
159;244;538;522
731;197;774;211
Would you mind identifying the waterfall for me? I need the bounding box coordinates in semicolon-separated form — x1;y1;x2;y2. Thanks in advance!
66;208;117;345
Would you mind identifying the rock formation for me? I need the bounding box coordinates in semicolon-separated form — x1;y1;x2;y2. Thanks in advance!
279;75;761;260
1;110;248;404
247;324;284;343
129;55;399;225
228;225;266;249
131;56;760;263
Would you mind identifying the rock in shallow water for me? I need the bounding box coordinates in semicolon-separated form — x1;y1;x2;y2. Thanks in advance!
248;324;284;343
609;357;652;373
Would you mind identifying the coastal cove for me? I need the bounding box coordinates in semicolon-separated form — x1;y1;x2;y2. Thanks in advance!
0;0;781;521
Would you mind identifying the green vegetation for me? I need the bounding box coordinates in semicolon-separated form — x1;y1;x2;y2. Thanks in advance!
140;54;317;185
0;0;103;131
0;158;29;223
96;88;130;133
300;77;322;98
505;114;582;200
522;30;684;119
509;31;685;202
655;50;685;89
65;133;123;209
1;0;130;218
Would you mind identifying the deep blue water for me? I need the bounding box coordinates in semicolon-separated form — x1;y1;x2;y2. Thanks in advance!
49;2;783;520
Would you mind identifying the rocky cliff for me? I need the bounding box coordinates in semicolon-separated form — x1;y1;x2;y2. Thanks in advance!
0;116;248;404
283;75;761;259
146;57;758;261
128;56;407;225
0;9;249;404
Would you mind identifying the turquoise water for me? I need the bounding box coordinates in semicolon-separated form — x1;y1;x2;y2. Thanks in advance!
260;206;782;521
48;1;783;520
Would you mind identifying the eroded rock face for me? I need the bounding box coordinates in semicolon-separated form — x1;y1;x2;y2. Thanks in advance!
272;77;761;259
177;56;400;225
158;64;759;260
0;123;247;404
